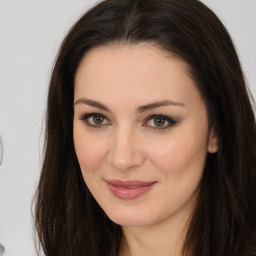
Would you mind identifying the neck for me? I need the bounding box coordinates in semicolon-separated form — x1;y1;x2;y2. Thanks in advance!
119;212;191;256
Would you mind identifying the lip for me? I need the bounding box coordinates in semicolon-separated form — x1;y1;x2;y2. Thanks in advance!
105;179;157;200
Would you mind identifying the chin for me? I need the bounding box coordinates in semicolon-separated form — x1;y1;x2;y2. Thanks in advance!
109;216;149;227
104;206;157;227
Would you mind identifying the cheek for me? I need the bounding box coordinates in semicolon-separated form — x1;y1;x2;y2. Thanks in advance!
147;129;208;176
73;127;107;175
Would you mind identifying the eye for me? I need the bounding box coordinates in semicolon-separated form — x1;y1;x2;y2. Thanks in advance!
143;115;177;130
79;113;110;127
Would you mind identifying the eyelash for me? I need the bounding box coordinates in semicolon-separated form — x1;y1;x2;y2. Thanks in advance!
79;113;110;128
143;114;177;130
79;113;177;130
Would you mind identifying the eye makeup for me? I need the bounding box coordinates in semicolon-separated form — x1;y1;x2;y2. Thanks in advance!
142;114;177;130
79;112;177;131
79;113;111;128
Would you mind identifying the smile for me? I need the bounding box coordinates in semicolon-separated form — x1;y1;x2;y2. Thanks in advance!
105;180;157;200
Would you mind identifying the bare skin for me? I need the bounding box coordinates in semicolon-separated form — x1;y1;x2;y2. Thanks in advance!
73;44;218;256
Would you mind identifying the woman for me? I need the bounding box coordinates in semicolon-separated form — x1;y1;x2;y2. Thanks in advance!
34;0;256;255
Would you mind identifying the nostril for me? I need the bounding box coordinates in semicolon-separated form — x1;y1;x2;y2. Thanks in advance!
108;131;145;171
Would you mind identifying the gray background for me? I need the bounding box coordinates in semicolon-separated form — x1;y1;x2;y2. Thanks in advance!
0;1;255;255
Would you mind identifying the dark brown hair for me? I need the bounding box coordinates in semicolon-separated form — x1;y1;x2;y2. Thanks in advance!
34;0;256;255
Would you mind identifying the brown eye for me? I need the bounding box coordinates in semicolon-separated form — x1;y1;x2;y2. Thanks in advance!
93;115;104;124
153;117;166;127
143;115;177;130
80;113;110;127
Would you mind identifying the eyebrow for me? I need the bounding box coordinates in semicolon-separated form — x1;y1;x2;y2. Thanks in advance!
74;98;184;113
74;98;110;111
137;100;184;112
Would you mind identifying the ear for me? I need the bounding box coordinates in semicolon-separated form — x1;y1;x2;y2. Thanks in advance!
207;129;218;153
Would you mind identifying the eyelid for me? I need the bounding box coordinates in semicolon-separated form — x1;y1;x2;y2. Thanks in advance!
143;114;177;130
79;112;177;130
79;112;111;127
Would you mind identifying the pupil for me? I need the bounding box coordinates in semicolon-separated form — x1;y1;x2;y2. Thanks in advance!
93;115;103;124
154;117;165;126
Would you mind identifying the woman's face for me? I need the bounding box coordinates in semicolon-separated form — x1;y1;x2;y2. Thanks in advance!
73;44;217;227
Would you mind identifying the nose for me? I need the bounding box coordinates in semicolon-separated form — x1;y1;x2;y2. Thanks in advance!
107;125;145;171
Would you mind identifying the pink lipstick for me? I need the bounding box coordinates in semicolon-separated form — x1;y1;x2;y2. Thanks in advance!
106;180;156;200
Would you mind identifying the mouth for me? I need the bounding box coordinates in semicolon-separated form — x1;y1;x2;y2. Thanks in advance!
105;179;157;200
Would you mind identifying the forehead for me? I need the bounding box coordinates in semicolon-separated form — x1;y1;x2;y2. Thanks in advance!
76;43;188;78
74;43;201;110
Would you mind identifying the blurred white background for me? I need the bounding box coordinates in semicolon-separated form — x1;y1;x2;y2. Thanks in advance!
0;0;255;255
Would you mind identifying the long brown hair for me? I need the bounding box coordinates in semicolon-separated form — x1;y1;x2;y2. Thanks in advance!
34;0;256;255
